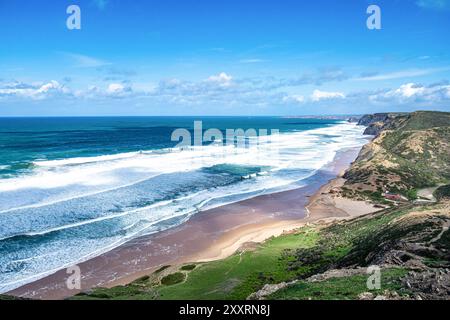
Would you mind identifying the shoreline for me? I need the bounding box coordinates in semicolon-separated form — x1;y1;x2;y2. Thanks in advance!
8;145;376;300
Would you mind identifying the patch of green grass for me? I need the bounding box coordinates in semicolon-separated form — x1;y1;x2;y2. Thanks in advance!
400;111;450;131
0;294;26;300
155;227;319;300
405;189;418;200
269;268;409;300
161;272;186;286
180;264;196;271
133;275;150;284
72;285;152;300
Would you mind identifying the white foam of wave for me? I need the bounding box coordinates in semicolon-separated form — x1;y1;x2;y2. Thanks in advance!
0;170;304;242
0;204;199;293
0;123;364;213
0;122;368;213
34;152;140;167
0;173;164;214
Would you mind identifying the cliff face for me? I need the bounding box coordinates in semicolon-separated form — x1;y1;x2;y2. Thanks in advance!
267;199;450;301
358;113;408;135
357;113;392;126
342;111;450;202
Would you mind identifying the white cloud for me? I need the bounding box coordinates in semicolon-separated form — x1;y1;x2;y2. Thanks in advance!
311;89;345;101
107;83;125;93
0;70;351;105
355;67;449;81
0;80;69;99
388;83;425;98
64;52;110;68
282;94;305;104
2;74;449;113
370;82;450;103
207;72;233;87
239;59;266;64
105;83;133;98
0;79;138;101
37;80;65;93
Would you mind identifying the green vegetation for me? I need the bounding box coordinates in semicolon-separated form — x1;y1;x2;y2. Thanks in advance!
269;268;409;300
73;228;319;300
156;228;319;300
161;272;186;286
74;200;449;300
0;295;27;300
180;264;197;271
344;111;450;202
400;111;450;131
405;189;418;200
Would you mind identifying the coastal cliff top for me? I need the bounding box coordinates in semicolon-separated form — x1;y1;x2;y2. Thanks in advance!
341;111;450;204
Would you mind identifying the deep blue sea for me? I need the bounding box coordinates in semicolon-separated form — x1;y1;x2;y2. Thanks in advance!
0;117;368;292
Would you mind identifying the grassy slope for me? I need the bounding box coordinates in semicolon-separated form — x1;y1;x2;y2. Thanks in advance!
343;111;450;201
73;200;450;300
269;268;408;300
73;228;319;300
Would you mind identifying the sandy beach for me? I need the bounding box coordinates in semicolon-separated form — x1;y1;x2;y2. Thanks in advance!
8;146;377;300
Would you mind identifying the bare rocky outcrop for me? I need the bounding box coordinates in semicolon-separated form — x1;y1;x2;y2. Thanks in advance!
402;269;450;300
247;281;297;300
306;268;368;282
358;290;409;300
357;113;408;136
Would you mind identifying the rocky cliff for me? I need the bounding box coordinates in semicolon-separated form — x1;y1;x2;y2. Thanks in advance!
357;113;408;135
341;111;450;203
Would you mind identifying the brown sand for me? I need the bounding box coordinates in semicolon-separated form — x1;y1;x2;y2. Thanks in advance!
8;147;377;300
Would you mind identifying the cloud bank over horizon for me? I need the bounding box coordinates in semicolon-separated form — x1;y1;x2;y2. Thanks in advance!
1;71;449;116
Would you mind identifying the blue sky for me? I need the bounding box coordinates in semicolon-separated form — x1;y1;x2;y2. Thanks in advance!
0;0;449;116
